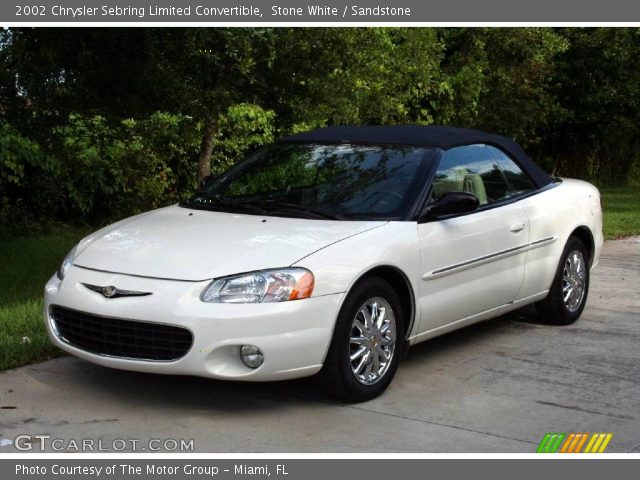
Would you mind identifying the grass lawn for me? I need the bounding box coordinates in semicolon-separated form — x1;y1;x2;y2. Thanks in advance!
0;185;638;372
600;186;640;239
0;227;88;371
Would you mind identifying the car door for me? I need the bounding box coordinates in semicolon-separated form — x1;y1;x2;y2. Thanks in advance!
486;145;558;302
416;144;530;335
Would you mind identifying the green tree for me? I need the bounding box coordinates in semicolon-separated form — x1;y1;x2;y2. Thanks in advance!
266;28;445;128
2;26;640;228
551;28;640;183
0;28;277;182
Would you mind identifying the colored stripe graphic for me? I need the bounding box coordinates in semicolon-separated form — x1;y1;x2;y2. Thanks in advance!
560;433;575;453
573;433;590;452
537;433;613;453
584;433;613;453
560;433;589;453
537;433;566;453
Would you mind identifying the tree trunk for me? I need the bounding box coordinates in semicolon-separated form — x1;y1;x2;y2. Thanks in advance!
197;117;218;183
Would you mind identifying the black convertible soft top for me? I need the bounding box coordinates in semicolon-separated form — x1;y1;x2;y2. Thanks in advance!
279;125;554;188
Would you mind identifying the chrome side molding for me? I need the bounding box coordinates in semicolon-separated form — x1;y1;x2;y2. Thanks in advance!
423;236;557;280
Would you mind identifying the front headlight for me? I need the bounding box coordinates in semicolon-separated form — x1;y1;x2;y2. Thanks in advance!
56;246;78;280
201;268;315;304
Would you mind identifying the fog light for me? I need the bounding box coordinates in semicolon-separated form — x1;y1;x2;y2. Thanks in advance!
240;345;264;369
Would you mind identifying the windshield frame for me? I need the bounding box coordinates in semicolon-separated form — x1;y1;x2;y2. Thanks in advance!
182;142;439;221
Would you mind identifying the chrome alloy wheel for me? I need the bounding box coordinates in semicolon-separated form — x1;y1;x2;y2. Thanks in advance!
562;250;587;312
349;297;397;385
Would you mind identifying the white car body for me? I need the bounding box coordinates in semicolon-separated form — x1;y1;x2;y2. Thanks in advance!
43;177;603;382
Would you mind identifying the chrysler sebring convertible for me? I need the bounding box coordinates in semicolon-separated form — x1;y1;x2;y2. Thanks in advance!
44;126;603;401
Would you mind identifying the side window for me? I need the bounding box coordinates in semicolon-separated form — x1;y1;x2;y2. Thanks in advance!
432;144;509;205
487;146;536;196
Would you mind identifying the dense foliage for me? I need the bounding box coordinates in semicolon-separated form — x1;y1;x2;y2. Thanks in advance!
1;28;639;229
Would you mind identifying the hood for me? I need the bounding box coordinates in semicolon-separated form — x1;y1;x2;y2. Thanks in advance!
73;205;386;281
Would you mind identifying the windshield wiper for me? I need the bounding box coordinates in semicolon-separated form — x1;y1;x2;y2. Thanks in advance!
183;195;267;215
237;199;340;220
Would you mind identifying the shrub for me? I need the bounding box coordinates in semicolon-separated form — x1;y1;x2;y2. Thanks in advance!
0;105;277;229
50;112;204;222
210;104;276;176
0;121;61;232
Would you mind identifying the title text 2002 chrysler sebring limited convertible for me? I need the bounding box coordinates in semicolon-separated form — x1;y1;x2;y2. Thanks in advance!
45;126;603;401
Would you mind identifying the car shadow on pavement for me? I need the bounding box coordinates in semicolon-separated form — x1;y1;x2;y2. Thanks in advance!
59;362;326;412
402;304;545;365
32;305;547;412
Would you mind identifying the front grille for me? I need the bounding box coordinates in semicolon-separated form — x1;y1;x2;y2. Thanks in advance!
50;306;193;361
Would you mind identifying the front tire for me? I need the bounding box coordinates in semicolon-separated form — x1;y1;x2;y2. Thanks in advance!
318;277;404;402
536;236;590;325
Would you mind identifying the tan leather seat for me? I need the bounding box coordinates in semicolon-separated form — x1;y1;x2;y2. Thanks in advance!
463;173;488;204
433;178;464;199
432;167;467;199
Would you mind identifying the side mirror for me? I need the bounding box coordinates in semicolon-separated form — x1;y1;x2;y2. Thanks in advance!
424;191;479;219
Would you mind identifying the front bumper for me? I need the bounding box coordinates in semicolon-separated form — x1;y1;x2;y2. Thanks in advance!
44;266;344;381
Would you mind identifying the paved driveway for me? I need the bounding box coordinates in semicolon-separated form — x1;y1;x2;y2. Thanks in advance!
1;238;638;453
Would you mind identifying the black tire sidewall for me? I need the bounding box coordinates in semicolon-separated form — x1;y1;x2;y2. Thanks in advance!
322;277;405;402
540;237;590;325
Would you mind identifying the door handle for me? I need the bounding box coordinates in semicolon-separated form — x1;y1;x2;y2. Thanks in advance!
510;222;525;233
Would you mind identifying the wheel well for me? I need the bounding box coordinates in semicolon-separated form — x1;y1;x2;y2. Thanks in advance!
359;266;415;340
571;226;595;265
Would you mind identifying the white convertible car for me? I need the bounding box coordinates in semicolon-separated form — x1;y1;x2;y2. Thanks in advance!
44;126;603;401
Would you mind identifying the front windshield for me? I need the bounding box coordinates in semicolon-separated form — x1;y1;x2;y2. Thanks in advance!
187;143;436;220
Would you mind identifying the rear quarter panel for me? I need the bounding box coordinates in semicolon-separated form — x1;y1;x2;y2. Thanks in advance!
517;178;603;300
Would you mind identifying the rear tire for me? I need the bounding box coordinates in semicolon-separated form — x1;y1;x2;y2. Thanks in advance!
318;277;404;402
536;236;590;325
